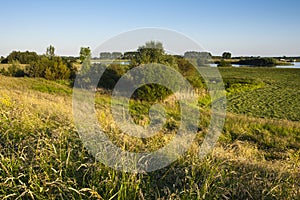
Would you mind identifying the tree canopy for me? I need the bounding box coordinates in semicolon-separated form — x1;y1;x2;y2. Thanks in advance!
79;47;91;63
46;45;55;58
222;52;232;59
5;51;39;64
238;57;277;66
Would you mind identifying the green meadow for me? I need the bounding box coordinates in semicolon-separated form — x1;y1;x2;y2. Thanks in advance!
0;66;299;199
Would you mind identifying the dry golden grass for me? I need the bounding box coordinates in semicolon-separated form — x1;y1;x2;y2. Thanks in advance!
0;75;299;199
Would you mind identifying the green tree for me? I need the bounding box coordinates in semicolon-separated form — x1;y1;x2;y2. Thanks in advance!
26;56;49;78
79;47;91;63
131;41;166;65
44;57;70;80
26;56;70;80
75;47;94;88
46;45;55;59
100;52;111;60
141;41;164;50
184;51;211;59
184;51;211;66
124;51;139;60
5;60;25;77
111;52;123;60
222;52;232;59
6;51;39;64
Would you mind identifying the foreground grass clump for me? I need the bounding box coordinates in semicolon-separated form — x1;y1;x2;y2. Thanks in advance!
0;75;299;199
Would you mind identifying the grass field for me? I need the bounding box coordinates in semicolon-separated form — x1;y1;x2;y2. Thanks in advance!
0;67;299;199
220;67;300;121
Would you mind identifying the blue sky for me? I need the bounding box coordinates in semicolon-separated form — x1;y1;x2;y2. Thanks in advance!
1;0;299;56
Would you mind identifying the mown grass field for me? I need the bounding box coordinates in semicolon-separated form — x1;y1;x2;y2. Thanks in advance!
220;67;300;121
0;67;299;199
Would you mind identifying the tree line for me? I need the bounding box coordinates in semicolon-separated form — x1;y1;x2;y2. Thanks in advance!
75;41;205;101
0;46;94;80
0;42;205;101
1;42;287;102
0;41;214;79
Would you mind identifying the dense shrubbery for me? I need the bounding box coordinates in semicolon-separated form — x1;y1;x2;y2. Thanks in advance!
0;55;74;80
26;56;71;80
98;64;129;89
238;57;277;66
0;46;77;80
125;41;203;101
1;42;205;102
134;84;172;102
217;59;232;67
183;51;212;67
0;60;25;77
95;41;204;101
2;51;39;64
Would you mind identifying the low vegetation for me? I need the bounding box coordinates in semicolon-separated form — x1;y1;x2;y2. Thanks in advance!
0;66;299;199
221;67;300;121
0;42;299;199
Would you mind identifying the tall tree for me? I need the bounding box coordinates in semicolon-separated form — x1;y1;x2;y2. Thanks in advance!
79;47;92;86
141;41;164;50
79;47;91;63
46;45;55;58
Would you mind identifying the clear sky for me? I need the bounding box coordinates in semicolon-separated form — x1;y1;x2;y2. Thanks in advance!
1;0;299;57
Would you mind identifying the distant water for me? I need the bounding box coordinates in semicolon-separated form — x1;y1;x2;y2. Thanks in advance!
91;60;130;65
276;62;300;69
210;62;300;68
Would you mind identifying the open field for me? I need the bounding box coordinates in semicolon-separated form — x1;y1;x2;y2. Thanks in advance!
220;67;300;121
0;67;299;199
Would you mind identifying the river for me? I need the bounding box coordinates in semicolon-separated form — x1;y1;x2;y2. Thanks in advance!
276;62;300;69
210;62;300;68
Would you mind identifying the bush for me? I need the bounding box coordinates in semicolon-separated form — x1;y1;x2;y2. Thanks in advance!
6;51;39;64
218;59;232;67
26;56;71;80
44;57;71;80
134;84;172;102
238;57;277;66
1;60;26;77
98;64;129;89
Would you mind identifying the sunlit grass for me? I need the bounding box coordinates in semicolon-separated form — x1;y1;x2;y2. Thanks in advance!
0;73;299;199
220;67;300;121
